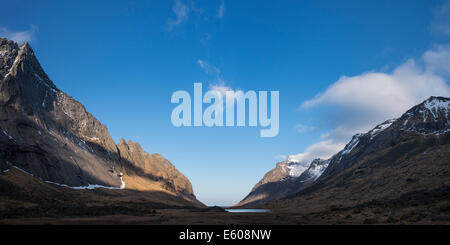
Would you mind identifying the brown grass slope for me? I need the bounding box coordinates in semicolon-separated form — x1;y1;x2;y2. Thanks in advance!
255;132;450;224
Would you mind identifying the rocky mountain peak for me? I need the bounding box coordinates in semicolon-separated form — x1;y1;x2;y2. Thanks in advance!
394;96;449;134
0;38;200;205
1;39;59;117
1;39;56;86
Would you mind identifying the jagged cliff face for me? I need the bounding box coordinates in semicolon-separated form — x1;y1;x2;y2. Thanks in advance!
239;97;450;208
0;38;199;205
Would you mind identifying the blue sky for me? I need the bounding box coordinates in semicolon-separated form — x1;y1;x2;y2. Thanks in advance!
1;0;450;206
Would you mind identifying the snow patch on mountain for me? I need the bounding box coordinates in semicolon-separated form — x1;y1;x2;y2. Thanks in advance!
308;159;330;180
342;134;362;155
119;172;126;189
3;45;22;79
1;129;15;142
13;166;34;176
424;98;449;119
369;119;396;140
45;180;125;190
11;165;125;190
0;49;8;58
286;162;310;177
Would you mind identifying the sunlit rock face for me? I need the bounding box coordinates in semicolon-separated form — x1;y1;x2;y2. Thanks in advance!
0;38;199;204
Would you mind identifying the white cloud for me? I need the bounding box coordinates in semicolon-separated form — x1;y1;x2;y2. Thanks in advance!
0;26;37;43
287;140;346;164
204;82;242;116
423;44;450;76
208;82;242;101
430;0;450;37
209;82;232;95
167;0;189;31
284;45;450;165
197;60;234;101
217;1;225;19
301;56;449;121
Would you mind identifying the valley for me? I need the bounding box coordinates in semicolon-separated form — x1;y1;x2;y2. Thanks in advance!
0;37;449;225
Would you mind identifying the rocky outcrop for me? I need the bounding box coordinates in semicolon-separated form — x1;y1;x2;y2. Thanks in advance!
116;139;194;198
0;38;201;205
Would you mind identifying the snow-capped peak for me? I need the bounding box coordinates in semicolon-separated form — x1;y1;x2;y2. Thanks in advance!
397;96;449;134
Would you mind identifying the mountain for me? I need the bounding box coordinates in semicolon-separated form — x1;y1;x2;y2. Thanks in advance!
318;97;448;181
0;38;203;217
237;158;329;206
238;96;450;223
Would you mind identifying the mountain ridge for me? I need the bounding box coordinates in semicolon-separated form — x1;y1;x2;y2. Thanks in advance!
0;38;203;207
238;96;450;207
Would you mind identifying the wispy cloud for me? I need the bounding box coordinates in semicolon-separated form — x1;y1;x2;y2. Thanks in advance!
167;0;189;31
285;45;450;165
197;59;221;75
430;0;450;37
167;0;226;32
217;1;225;19
196;59;240;104
0;26;37;43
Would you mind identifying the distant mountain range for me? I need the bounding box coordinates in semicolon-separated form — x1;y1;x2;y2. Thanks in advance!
0;38;203;216
238;96;450;216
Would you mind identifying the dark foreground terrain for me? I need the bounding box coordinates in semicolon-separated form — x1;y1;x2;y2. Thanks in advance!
1;201;449;225
1;166;449;225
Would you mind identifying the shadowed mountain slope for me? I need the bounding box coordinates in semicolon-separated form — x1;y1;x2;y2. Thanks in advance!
239;97;450;223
